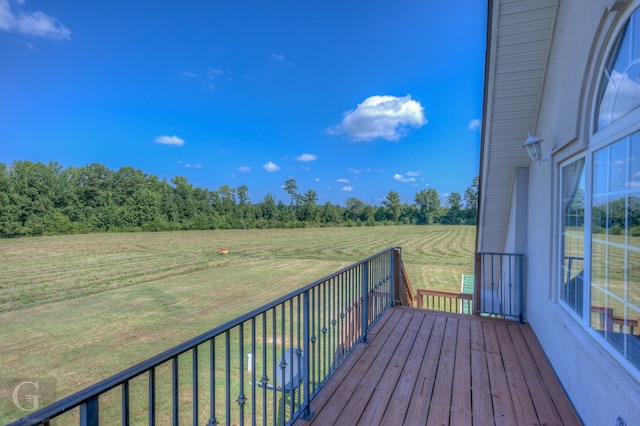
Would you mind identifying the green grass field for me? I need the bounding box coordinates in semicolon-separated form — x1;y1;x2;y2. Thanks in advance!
0;225;475;424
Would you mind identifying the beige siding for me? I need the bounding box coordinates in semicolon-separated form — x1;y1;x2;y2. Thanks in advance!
478;0;558;252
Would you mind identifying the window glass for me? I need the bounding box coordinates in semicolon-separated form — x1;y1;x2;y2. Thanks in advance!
629;228;640;370
607;246;626;299
596;12;640;131
630;133;640;190
629;250;640;307
591;133;640;369
610;141;628;192
560;158;586;315
631;194;640;248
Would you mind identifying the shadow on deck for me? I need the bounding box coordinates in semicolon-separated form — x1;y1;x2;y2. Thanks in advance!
294;306;582;426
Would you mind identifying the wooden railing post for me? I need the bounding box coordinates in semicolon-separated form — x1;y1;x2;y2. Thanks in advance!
392;248;415;307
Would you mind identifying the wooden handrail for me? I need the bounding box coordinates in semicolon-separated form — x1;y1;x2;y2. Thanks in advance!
416;288;473;314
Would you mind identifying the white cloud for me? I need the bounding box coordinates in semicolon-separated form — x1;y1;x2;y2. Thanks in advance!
207;68;225;80
263;161;280;172
237;166;251;173
270;53;294;66
328;94;426;142
0;0;71;41
185;163;202;169
296;153;318;162
336;178;350;183
406;170;423;177
0;1;13;31
155;135;185;146
342;186;353;192
468;119;481;131
315;178;320;182
393;173;416;183
181;68;229;90
348;168;384;174
598;70;640;128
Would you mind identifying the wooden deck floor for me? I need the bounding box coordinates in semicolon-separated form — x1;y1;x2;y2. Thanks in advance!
294;306;582;426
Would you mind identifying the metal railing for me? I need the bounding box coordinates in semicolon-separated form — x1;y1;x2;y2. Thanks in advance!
474;252;524;322
9;248;398;426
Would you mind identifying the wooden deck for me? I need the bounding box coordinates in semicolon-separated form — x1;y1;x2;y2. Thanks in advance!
294;306;582;426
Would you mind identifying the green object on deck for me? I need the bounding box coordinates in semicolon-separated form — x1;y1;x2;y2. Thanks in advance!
461;274;474;294
461;274;474;314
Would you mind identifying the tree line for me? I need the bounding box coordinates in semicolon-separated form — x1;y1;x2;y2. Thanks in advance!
0;161;478;237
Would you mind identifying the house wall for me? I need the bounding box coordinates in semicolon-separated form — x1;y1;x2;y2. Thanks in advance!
499;168;529;320
503;167;528;255
512;0;640;424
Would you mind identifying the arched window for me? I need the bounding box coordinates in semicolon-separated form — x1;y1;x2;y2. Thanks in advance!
596;10;640;131
587;7;640;372
560;7;640;374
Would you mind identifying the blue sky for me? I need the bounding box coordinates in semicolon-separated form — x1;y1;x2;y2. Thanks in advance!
0;0;486;206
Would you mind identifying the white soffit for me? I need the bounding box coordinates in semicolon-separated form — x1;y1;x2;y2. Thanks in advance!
478;0;558;252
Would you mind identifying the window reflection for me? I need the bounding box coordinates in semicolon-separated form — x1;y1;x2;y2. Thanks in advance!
591;133;640;369
597;13;640;131
561;158;585;315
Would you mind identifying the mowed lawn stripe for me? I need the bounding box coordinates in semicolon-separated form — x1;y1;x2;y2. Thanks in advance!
0;226;476;312
0;258;348;400
0;225;475;423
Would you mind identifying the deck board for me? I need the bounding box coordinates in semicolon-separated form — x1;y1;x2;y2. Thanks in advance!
495;323;537;425
470;345;495;425
349;312;413;424
518;324;583;425
303;309;398;426
450;318;471;426
427;317;457;425
294;307;581;426
509;323;563;425
359;313;424;425
380;312;434;424
404;315;446;424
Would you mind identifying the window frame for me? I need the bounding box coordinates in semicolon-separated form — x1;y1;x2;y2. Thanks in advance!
558;155;588;320
584;131;640;372
558;5;640;376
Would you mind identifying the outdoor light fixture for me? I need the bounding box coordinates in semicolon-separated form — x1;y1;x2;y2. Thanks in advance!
522;132;543;162
522;131;553;165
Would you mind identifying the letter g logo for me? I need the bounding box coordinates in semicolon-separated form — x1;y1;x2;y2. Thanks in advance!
12;381;40;412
